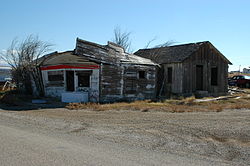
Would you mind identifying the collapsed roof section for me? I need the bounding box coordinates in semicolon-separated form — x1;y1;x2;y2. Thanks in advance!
75;38;157;66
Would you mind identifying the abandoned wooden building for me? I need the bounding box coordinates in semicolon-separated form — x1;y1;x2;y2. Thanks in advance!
38;38;157;103
134;41;232;97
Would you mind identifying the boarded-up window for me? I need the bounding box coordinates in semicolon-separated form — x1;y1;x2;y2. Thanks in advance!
76;71;92;87
125;71;137;94
48;71;64;81
125;72;137;78
211;67;218;86
139;71;146;79
47;70;64;86
167;67;172;83
125;79;137;94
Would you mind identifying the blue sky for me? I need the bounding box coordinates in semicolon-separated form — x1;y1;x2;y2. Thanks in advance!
0;0;249;71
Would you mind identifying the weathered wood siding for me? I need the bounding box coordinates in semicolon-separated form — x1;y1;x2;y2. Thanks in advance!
100;64;156;102
182;43;228;95
123;65;156;100
100;64;123;102
161;63;183;95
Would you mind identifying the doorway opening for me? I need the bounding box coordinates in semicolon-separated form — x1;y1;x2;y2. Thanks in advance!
196;65;203;90
66;71;75;91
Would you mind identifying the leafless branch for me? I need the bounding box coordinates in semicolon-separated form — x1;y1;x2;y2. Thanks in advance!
0;35;53;95
144;36;157;49
112;26;132;53
154;40;176;48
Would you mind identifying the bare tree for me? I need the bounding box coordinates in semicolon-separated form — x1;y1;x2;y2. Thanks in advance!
0;35;53;96
144;36;157;49
112;26;132;53
154;40;176;48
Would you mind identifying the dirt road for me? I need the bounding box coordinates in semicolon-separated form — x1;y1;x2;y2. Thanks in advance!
0;108;249;165
2;124;200;166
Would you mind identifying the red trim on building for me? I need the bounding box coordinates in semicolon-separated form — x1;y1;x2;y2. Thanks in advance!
40;64;99;70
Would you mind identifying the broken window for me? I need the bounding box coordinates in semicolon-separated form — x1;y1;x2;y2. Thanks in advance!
125;71;137;94
125;79;137;94
48;71;64;81
76;71;92;87
139;71;146;79
78;75;90;87
211;67;218;86
125;72;137;78
167;67;172;83
47;70;64;86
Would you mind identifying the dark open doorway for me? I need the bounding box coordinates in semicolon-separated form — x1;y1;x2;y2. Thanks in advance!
66;71;75;91
196;65;203;90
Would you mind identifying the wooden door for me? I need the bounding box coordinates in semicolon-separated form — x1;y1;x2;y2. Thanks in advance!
196;65;203;90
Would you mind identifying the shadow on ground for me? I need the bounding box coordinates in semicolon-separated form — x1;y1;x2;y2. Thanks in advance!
0;98;66;111
0;90;67;111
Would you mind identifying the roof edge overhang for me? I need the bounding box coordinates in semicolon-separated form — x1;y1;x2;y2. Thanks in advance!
206;42;232;65
36;50;74;66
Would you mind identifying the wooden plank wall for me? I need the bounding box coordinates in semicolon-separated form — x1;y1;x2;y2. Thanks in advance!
100;64;156;102
182;43;228;95
100;64;123;102
123;65;156;100
161;63;183;95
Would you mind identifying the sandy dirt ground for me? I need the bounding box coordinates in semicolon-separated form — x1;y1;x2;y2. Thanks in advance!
0;107;249;165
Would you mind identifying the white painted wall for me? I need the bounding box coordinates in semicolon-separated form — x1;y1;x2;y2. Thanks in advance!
42;69;99;102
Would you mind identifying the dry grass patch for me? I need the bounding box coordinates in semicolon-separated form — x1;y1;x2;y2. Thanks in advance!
200;96;250;111
66;94;250;113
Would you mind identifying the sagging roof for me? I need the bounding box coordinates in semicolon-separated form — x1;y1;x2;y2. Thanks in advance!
134;41;232;65
36;51;74;66
75;38;157;66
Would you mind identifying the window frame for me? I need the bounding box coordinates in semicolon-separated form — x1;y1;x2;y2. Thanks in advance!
78;74;90;88
47;70;64;86
76;71;92;88
47;70;64;82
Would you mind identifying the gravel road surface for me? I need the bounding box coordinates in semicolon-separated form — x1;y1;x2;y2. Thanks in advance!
0;108;249;166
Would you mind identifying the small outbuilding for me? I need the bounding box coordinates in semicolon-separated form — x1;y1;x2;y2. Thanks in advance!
135;41;232;97
38;38;157;103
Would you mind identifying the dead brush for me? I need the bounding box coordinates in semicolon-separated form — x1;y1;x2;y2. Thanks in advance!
66;102;104;111
227;102;250;110
65;94;250;113
183;96;196;105
207;104;224;112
